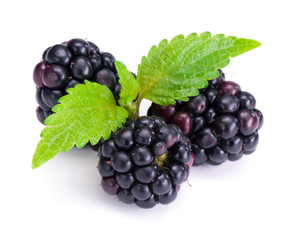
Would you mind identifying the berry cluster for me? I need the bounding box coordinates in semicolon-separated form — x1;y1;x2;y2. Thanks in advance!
148;70;264;165
97;116;193;208
33;38;123;124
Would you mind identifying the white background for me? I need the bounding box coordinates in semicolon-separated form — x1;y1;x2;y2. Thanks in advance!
0;0;287;239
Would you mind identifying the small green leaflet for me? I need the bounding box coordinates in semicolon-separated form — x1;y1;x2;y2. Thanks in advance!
115;61;140;106
137;32;261;106
32;81;128;169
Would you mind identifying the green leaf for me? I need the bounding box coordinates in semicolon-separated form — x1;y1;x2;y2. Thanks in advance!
115;61;140;106
32;81;128;169
137;32;261;106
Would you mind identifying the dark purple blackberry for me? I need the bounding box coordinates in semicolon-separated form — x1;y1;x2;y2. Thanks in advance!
206;146;228;165
117;189;135;204
151;104;176;123
168;163;188;185
205;107;217;125
148;70;263;165
158;187;178;205
42;64;69;89
101;177;120;195
36;106;47;124
156;125;178;148
130;146;154;166
64;79;81;90
187;93;208;115
135;165;158;184
70;56;93;80
135;116;156;129
237;109;259;136
196;127;218;149
152;141;167;156
114;128;134;150
220;135;243;154
213;115;239;139
98;116;193;208
44;44;72;67
228;151;243;161
171;111;192;135
253;109;264;130
204;88;219;104
191;144;207;166
208;69;225;88
33;62;47;88
97;157;114;177
151;171;172;195
36;88;50;111
115;172;135;189
67;38;90;57
237;91;256;109
215;94;240;113
33;38;134;124
100;139;118;158
218;80;241;96
41;88;66;108
111;151;133;173
93;68;117;90
192;116;206;132
243;131;259;152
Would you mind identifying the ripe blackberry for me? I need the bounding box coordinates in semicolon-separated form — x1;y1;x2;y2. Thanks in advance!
148;69;264;165
33;38;134;124
97;116;193;208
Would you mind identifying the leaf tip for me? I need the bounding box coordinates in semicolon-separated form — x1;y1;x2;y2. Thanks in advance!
84;79;92;85
31;160;38;169
254;40;261;48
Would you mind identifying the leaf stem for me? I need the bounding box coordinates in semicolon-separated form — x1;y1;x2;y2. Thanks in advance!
122;99;141;120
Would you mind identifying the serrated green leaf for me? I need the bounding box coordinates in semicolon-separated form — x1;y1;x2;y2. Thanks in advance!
115;61;140;106
32;81;128;169
137;32;261;106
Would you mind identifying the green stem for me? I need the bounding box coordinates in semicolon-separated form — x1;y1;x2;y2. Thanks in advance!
123;98;142;120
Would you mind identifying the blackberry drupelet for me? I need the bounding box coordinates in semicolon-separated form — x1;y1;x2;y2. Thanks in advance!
148;69;264;166
97;116;193;208
33;38;133;124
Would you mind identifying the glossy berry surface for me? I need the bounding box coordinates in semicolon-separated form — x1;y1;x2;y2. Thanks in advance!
36;88;50;111
213;115;239;139
97;157;114;177
101;177;120;195
218;81;241;96
33;38;134;124
36;106;52;124
187;93;208;115
67;38;89;56
42;64;69;89
151;104;176;123
172;111;192;135
41;88;65;108
33;61;47;88
148;69;264;165
93;68;116;90
237;91;256;109
237;109;259;136
221;135;243;154
44;44;72;67
97;116;192;208
196;127;218;149
215;94;239;113
70;56;93;80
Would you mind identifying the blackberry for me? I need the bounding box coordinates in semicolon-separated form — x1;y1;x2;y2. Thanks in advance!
33;38;134;124
148;69;264;165
97;116;193;208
